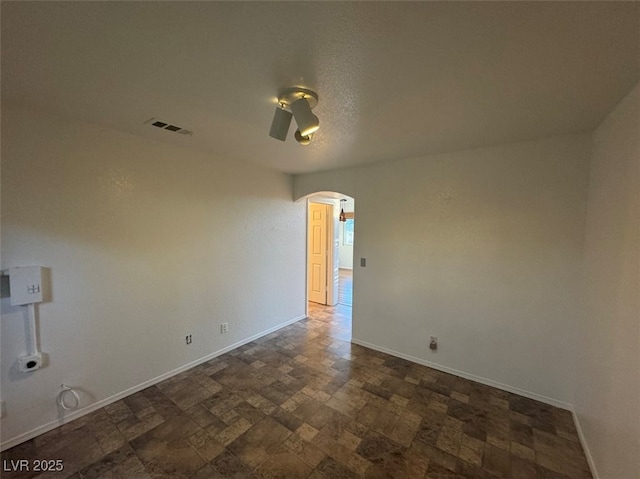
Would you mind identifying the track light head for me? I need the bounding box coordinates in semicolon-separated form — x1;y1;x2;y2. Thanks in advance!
291;98;319;137
269;105;292;141
294;129;312;145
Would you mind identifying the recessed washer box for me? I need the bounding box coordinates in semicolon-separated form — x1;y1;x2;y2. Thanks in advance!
9;266;44;306
18;353;43;372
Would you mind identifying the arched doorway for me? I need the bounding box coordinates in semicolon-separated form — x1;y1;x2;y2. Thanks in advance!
299;192;355;341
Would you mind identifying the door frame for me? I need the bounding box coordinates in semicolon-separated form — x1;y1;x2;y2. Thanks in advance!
305;199;339;311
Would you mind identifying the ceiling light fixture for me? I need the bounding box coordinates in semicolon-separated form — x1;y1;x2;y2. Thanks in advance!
339;199;347;222
268;87;319;145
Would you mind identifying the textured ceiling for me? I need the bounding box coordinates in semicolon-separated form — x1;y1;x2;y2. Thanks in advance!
2;2;638;174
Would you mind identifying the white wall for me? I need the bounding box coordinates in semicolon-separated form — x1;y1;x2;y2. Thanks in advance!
576;83;639;479
295;134;591;406
0;108;307;448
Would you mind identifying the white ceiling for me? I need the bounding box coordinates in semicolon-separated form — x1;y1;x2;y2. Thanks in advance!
2;2;638;174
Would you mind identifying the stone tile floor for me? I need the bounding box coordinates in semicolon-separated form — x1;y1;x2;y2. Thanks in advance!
2;302;592;478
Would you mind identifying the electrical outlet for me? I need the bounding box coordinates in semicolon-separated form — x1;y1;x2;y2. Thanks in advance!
185;334;192;345
220;323;228;334
429;336;438;351
1;401;6;418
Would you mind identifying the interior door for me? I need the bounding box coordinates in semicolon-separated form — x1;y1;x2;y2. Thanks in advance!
308;202;328;304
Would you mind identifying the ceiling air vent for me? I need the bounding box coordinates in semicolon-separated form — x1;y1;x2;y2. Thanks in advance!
145;117;193;136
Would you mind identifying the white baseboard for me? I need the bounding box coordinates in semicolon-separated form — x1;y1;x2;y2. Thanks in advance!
350;338;572;411
1;314;306;451
570;408;599;479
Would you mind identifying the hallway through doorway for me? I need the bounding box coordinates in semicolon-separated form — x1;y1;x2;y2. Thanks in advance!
338;268;352;307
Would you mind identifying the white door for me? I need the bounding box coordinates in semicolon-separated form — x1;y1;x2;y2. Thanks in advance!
308;203;328;304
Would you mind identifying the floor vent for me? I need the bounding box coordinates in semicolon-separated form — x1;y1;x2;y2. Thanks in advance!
145;117;193;136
